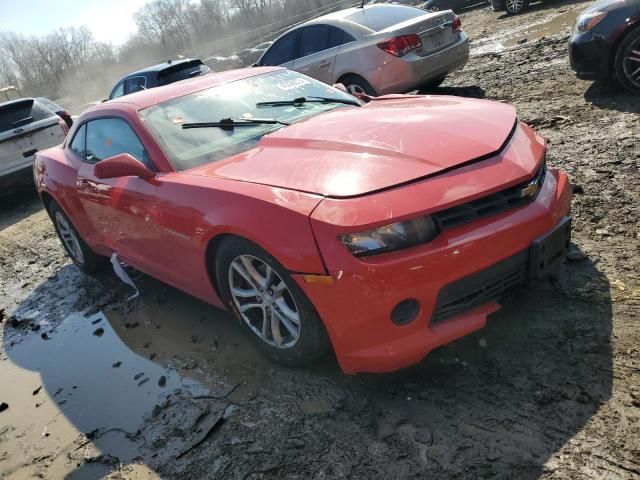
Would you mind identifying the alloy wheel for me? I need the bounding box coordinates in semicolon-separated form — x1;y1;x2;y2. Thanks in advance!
346;83;366;95
228;255;300;348
505;0;524;13
55;211;84;264
622;39;640;89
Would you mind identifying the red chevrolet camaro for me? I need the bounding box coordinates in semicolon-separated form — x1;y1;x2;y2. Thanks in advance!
34;67;572;374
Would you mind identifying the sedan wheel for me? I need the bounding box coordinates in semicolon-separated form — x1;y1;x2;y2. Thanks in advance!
55;211;84;264
228;255;300;348
340;74;377;97
616;28;640;94
346;83;366;96
505;0;527;14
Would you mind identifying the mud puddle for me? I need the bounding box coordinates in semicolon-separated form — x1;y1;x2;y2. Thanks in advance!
0;307;213;478
470;8;579;55
504;9;578;46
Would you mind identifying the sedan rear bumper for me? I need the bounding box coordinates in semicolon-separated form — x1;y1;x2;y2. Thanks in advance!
295;168;572;374
374;32;470;95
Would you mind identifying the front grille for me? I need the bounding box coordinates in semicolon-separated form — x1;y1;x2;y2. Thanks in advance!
431;250;528;324
433;164;546;231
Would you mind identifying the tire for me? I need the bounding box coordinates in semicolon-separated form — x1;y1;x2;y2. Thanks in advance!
422;75;447;90
614;27;640;94
215;236;331;367
339;74;377;97
49;201;107;274
505;0;528;14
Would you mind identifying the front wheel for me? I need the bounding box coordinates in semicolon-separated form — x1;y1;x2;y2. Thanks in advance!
216;237;330;367
614;27;640;94
49;201;107;274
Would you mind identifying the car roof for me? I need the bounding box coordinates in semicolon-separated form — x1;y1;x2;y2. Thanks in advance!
102;66;282;110
125;58;203;77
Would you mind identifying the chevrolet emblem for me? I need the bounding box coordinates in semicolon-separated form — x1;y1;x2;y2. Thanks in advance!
520;181;539;198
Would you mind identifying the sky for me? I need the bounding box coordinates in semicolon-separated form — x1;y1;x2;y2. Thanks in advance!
0;0;150;45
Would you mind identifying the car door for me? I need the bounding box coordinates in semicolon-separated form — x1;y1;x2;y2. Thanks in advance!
72;117;162;272
292;25;346;84
257;30;299;69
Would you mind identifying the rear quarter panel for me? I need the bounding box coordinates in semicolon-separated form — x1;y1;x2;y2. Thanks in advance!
34;145;89;235
334;39;393;85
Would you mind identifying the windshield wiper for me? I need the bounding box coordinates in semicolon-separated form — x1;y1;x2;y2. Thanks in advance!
182;117;290;130
256;96;361;108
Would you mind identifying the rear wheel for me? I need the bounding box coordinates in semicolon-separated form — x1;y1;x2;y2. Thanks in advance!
340;74;377;97
215;237;330;367
614;27;640;94
421;75;446;90
49;201;107;274
505;0;529;14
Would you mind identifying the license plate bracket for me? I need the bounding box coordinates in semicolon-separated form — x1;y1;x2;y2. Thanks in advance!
529;216;571;279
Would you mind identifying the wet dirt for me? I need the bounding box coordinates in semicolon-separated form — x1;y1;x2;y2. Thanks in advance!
1;1;640;478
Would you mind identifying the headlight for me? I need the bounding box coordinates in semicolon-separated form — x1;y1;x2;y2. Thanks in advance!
575;11;607;33
340;215;438;257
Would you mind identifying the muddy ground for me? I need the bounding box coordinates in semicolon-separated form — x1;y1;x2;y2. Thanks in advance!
1;1;639;478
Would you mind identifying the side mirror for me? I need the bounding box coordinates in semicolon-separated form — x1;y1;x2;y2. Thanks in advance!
333;83;348;92
94;153;154;180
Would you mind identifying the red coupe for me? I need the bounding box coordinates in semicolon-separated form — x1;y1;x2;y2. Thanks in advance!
34;67;572;374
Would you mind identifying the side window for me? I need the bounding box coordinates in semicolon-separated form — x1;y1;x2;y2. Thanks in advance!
110;81;124;99
85;118;154;170
299;25;330;57
69;124;86;158
260;31;297;65
124;76;146;95
329;26;355;47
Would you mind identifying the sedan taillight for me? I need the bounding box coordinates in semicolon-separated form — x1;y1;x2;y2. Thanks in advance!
377;34;422;57
58;118;69;136
452;15;462;32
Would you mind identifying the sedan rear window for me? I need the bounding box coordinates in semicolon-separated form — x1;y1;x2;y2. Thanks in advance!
159;61;211;85
0;99;55;134
141;70;359;171
345;5;424;32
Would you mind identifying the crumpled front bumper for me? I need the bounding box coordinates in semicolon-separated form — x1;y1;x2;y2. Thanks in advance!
294;168;572;374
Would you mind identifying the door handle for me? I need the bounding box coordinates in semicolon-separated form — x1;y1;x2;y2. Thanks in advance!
319;60;331;68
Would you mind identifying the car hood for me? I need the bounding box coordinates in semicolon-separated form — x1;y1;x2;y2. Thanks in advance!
186;96;517;198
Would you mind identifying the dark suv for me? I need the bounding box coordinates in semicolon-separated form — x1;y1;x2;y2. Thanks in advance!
108;59;211;100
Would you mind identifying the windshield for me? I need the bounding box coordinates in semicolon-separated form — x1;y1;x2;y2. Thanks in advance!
140;70;360;171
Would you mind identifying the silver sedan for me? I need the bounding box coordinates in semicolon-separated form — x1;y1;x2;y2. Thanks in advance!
255;4;469;95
